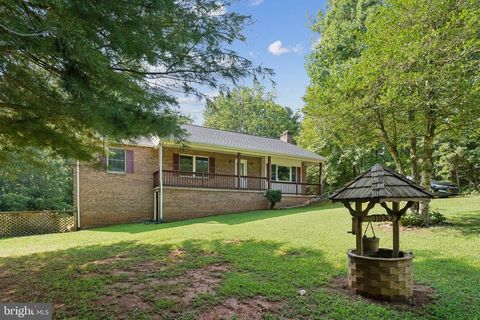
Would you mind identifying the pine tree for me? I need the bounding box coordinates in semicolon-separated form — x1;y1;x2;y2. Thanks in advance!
0;0;269;162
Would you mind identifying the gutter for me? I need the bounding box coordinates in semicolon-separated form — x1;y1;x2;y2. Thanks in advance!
76;160;81;229
159;142;163;223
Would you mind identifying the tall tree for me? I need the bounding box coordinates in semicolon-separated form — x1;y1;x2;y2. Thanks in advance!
0;150;72;211
300;0;385;192
204;84;300;138
0;0;268;162
434;132;480;192
304;0;480;221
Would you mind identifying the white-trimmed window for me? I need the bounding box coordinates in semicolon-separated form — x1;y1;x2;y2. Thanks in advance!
271;165;298;182
107;148;126;173
179;155;209;173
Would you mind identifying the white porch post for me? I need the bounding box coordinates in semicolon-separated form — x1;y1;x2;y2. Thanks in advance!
76;160;81;229
158;142;164;222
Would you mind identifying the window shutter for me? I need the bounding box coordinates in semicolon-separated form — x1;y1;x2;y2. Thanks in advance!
173;153;180;171
126;150;134;173
296;167;301;182
209;157;215;173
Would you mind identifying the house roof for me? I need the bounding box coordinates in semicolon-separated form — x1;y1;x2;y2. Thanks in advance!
123;125;324;162
170;125;324;162
330;164;433;202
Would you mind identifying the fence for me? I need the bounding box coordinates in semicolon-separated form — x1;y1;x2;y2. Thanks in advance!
0;210;75;238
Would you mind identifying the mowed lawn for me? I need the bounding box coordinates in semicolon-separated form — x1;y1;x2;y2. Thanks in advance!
0;197;479;319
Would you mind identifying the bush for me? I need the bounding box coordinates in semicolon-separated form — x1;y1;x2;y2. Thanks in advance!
464;189;480;197
265;189;282;209
401;210;446;227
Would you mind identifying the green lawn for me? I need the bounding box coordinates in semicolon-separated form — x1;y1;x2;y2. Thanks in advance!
0;197;479;319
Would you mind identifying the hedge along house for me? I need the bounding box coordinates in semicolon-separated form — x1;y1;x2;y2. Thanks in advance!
73;125;325;228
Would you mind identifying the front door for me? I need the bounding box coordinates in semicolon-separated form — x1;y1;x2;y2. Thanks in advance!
236;159;248;189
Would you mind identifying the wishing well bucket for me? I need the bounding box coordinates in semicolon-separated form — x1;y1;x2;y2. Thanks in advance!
362;221;379;252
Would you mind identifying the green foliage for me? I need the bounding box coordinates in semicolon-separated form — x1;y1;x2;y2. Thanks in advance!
434;133;480;192
204;84;299;138
401;210;446;227
303;0;480;202
265;189;282;209
299;137;395;193
0;0;267;161
0;150;72;211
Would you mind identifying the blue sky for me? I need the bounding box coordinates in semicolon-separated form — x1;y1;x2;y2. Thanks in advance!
178;0;328;124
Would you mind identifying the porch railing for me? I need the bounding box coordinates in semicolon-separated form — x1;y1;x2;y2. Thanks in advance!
154;170;320;195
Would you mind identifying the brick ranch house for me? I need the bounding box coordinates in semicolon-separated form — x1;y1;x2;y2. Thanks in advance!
73;125;325;228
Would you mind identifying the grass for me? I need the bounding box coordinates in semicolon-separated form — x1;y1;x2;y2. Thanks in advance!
0;197;479;319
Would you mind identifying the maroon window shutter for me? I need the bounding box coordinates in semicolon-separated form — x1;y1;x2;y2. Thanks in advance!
126;150;134;173
296;167;301;182
209;157;215;173
173;153;180;171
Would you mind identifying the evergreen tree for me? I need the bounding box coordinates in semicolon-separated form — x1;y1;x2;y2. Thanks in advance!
0;150;72;211
0;0;268;162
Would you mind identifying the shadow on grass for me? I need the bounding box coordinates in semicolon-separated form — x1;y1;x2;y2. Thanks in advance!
446;213;480;237
413;251;480;319
96;201;343;234
0;238;336;319
1;239;478;318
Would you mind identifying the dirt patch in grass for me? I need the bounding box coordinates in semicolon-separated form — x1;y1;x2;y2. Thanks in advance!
164;263;229;304
0;268;40;302
95;262;230;318
99;294;151;313
326;276;435;312
198;297;286;320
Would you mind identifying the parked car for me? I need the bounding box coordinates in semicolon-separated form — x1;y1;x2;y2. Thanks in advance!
431;180;460;197
406;176;460;197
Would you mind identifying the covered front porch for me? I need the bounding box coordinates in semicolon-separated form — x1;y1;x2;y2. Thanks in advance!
153;148;323;196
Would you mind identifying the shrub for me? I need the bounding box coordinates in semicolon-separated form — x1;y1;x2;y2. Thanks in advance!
401;210;446;227
265;189;282;209
464;189;480;197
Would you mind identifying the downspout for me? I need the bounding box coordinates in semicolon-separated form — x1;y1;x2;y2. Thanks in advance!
159;141;164;223
76;160;81;229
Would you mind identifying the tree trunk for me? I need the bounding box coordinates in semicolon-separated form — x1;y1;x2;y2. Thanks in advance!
376;111;405;175
455;162;461;193
410;135;420;213
420;111;436;225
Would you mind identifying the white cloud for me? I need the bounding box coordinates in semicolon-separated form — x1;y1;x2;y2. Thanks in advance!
177;96;202;106
249;0;264;6
291;44;303;53
267;40;303;56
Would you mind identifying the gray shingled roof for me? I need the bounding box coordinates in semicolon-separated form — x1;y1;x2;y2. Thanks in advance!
330;164;433;202
174;125;324;162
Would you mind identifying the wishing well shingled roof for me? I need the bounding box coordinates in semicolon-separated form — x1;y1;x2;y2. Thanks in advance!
330;164;433;201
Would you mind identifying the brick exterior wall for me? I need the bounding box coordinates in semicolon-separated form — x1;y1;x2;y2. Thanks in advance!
162;187;313;221
347;249;413;301
74;145;317;228
162;146;262;176
73;145;158;228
